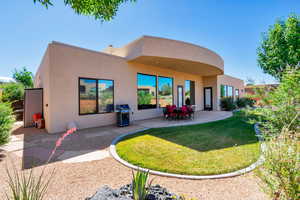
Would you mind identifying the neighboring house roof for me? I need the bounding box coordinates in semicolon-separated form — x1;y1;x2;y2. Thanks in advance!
245;84;279;98
245;84;279;88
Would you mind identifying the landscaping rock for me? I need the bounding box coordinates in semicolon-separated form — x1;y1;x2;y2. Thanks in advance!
86;184;182;200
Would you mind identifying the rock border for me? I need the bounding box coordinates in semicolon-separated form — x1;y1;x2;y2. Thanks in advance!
110;122;265;180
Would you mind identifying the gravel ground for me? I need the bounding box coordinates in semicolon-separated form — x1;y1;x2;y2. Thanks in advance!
0;118;269;200
0;152;268;200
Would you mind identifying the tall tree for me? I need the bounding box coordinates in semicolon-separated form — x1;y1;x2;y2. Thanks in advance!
257;14;300;80
13;67;34;88
34;0;136;21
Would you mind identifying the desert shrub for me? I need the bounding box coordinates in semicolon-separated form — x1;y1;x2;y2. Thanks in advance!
251;68;300;199
0;102;15;146
0;83;24;103
6;166;54;200
257;127;300;200
257;68;300;136
235;97;256;108
220;97;236;111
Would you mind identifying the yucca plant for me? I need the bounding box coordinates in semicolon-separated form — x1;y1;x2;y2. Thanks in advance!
4;125;76;200
132;169;153;200
5;164;54;200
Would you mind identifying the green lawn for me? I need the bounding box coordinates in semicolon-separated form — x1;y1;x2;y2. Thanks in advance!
116;113;261;175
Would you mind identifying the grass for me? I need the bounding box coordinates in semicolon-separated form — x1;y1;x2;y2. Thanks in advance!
116;112;261;175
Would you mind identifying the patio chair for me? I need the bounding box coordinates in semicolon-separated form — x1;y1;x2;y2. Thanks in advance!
164;105;177;120
187;105;195;120
179;105;189;119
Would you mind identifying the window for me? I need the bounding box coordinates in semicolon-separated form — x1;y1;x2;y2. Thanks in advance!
79;78;114;115
158;76;173;107
221;85;225;98
79;79;97;114
185;80;195;105
137;73;157;110
228;86;233;97
221;85;228;97
221;84;234;98
98;80;114;113
235;89;239;97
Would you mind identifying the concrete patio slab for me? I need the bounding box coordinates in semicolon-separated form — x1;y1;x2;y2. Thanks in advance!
61;150;110;163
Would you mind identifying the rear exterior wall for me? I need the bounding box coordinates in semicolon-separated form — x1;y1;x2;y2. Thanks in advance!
37;43;205;133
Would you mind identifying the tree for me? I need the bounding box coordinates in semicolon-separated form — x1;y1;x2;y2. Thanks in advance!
13;67;34;88
0;83;24;103
34;0;136;21
160;84;172;96
257;14;300;80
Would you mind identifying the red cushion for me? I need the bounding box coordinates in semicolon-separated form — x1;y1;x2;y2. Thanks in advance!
33;113;42;121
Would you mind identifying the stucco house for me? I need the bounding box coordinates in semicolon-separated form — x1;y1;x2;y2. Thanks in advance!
32;36;244;133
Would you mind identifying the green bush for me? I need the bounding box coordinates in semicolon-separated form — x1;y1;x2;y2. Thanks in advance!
235;97;255;108
258;68;300;136
220;97;236;111
248;68;300;200
0;83;24;103
0;102;15;146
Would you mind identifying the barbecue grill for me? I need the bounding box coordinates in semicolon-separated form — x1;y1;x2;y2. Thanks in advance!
116;104;130;127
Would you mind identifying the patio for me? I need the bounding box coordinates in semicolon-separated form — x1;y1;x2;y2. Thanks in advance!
1;111;232;167
0;111;267;200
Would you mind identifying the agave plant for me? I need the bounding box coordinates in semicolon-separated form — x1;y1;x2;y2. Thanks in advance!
5;165;54;200
132;169;153;200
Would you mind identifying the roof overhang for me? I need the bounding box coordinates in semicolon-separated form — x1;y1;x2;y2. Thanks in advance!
108;36;224;76
128;56;223;76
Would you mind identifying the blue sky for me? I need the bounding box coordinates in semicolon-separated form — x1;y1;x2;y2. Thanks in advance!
1;0;299;84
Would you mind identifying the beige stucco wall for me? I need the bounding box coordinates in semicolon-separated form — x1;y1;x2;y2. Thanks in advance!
35;38;244;133
36;42;205;133
34;46;51;131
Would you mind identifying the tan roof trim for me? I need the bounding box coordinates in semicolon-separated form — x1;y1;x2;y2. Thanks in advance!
140;35;224;63
51;41;126;60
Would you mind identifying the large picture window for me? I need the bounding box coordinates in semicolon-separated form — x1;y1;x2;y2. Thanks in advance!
158;76;173;107
185;80;195;105
137;73;157;110
79;78;114;115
